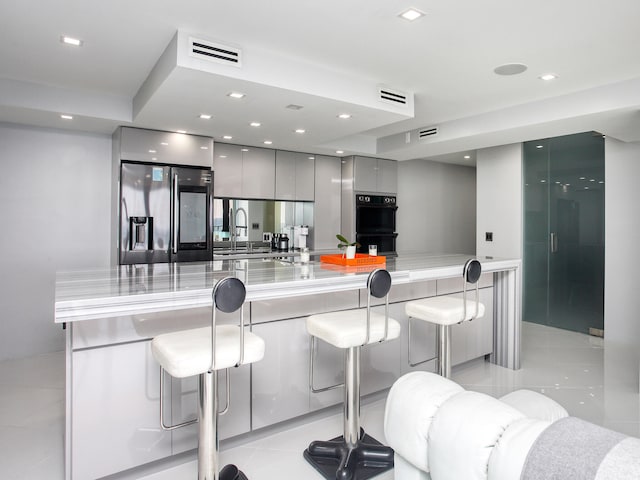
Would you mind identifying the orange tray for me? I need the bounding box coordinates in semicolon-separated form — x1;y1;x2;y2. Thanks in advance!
320;253;386;266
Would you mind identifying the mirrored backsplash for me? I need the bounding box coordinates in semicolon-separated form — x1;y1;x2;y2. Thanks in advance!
213;198;314;250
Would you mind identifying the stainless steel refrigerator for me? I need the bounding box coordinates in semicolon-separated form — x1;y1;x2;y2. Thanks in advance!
119;161;213;264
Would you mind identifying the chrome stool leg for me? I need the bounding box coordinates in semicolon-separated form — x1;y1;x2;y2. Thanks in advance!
436;324;451;378
198;370;218;480
304;345;394;480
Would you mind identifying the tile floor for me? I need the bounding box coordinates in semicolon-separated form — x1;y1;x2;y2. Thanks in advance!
1;321;638;479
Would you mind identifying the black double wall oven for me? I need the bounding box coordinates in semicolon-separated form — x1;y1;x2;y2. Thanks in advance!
355;194;398;255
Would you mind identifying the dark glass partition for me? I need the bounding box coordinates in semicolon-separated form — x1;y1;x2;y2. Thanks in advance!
523;132;605;334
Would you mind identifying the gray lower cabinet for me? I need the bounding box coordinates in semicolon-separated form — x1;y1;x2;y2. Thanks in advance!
170;362;252;454
251;317;312;429
71;337;251;479
71;341;172;480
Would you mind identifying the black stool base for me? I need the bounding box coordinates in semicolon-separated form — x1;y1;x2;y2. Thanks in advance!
303;429;394;480
220;464;248;480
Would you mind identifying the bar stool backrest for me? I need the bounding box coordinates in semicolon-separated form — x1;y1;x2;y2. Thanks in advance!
213;277;246;313
365;268;392;345
462;259;482;321
211;277;247;371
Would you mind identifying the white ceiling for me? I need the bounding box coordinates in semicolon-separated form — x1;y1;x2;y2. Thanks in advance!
2;0;640;165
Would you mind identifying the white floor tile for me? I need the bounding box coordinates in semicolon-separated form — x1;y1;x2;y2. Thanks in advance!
0;322;638;480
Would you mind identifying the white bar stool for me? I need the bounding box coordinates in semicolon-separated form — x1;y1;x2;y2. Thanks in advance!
405;259;485;378
151;277;265;480
304;268;401;480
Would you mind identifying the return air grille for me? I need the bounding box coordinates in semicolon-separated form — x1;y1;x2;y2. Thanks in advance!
418;126;439;139
189;37;242;67
378;87;408;106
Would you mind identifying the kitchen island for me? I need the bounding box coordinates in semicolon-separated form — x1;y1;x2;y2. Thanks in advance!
56;253;520;480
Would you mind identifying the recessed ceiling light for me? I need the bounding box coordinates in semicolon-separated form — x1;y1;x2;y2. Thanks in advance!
464;155;471;159
60;114;73;120
250;122;261;127
148;150;156;153
200;146;209;150
241;148;249;152
228;92;245;99
219;155;227;159
399;8;425;21
539;73;558;81
263;140;273;145
494;63;528;76
199;114;212;120
177;130;187;134
295;129;306;134
223;135;233;140
540;180;546;183
308;156;315;160
60;35;83;47
160;142;169;146
536;145;544;149
337;114;351;119
336;150;344;154
151;157;157;161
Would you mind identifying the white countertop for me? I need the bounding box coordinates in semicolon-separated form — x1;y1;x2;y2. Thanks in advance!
54;252;520;323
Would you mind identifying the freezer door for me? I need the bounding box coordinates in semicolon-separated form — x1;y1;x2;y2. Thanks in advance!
170;166;213;262
120;163;171;264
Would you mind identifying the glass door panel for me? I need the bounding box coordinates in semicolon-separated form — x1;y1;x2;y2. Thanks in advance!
524;132;604;334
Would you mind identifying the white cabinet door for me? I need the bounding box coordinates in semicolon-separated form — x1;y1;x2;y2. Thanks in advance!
71;341;172;480
242;147;275;199
213;143;242;198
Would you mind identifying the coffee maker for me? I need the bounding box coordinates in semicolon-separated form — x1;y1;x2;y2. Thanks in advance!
291;225;309;250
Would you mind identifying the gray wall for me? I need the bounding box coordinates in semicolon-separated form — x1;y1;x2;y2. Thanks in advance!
396;159;476;254
604;137;640;388
476;144;523;258
0;123;112;361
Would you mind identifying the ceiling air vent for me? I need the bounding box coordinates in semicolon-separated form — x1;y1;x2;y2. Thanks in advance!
188;37;242;67
418;126;439;139
378;86;408;106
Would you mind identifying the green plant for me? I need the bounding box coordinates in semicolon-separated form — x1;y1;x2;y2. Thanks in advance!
336;234;361;249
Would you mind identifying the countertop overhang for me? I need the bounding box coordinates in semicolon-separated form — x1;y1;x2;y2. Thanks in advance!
54;253;521;323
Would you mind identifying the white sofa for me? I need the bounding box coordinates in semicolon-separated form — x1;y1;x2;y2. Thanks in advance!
384;371;640;480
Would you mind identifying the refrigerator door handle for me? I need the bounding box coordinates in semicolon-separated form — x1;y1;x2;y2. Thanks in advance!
172;173;179;255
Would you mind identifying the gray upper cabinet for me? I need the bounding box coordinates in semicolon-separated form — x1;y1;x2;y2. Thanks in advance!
242;146;275;199
353;156;397;194
213;144;275;199
275;150;315;201
213;143;242;198
377;158;398;194
118;127;213;168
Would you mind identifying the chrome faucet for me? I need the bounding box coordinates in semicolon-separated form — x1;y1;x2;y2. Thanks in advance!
229;206;248;251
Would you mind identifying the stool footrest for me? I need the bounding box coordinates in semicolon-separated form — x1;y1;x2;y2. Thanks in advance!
303;429;394;480
219;464;249;480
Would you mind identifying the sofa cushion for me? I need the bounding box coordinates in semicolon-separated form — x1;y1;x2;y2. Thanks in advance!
499;389;568;422
487;418;552;480
384;372;463;473
428;390;525;480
